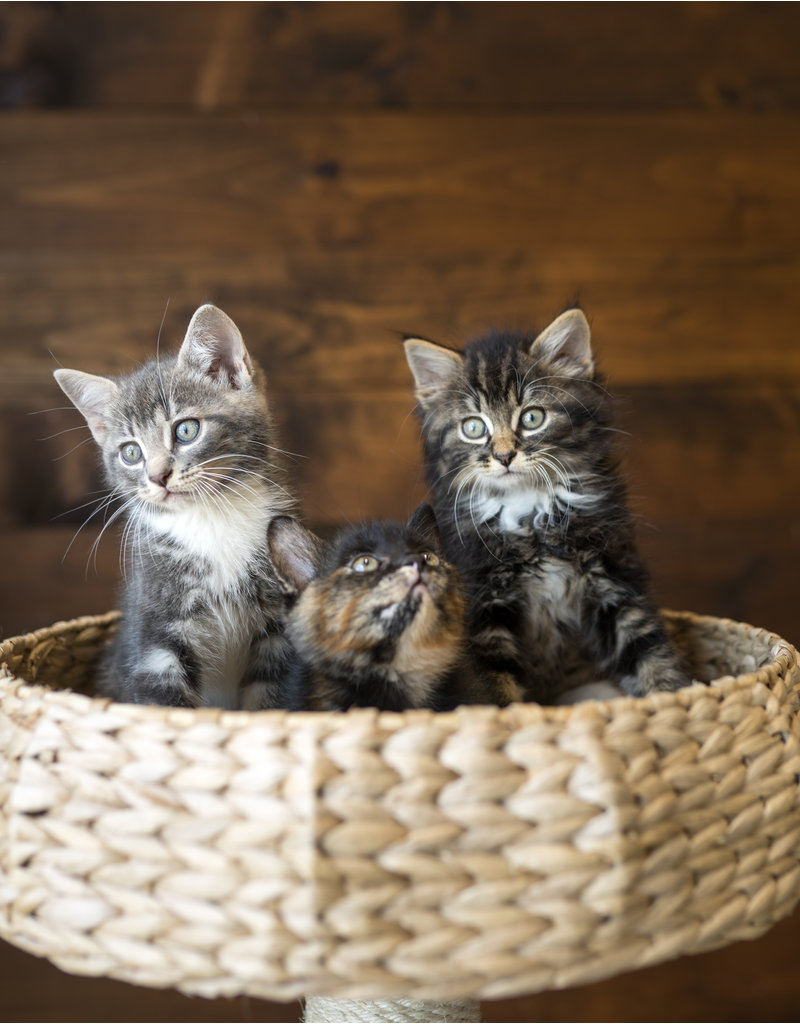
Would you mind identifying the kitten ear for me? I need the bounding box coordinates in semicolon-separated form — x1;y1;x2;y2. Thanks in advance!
268;516;324;594
530;309;595;378
54;368;119;444
177;303;254;388
403;337;463;403
407;503;442;548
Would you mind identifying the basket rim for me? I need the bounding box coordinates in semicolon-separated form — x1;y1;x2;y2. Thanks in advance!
0;607;796;727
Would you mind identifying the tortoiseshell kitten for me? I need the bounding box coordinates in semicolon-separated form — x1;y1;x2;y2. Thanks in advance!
267;505;495;712
404;308;690;703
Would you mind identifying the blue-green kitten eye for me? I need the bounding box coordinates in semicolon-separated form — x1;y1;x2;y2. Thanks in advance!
352;554;380;573
461;416;488;440
520;407;547;431
120;442;143;466
175;419;200;444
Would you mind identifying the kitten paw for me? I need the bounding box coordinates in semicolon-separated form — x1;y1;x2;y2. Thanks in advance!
618;663;693;696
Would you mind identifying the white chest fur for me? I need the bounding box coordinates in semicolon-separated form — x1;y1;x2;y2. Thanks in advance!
470;484;589;631
150;490;274;708
470;486;563;534
153;490;271;593
526;558;585;631
470;480;602;536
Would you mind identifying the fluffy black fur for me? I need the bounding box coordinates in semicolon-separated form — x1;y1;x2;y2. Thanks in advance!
404;309;690;703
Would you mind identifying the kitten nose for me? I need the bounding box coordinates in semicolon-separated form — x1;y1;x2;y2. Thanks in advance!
401;555;423;572
492;449;516;468
149;467;172;489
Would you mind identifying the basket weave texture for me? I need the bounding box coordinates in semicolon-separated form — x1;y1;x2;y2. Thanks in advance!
1;610;799;1003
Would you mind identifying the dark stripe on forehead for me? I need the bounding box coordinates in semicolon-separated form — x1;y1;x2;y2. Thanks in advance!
117;359;176;424
123;392;167;432
464;330;531;406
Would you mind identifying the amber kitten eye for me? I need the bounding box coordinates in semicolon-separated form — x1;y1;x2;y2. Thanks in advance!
120;442;143;466
520;407;547;431
422;551;440;567
461;416;488;441
351;554;380;573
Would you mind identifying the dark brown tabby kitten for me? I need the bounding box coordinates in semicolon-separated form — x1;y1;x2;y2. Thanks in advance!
404;308;690;703
267;505;495;712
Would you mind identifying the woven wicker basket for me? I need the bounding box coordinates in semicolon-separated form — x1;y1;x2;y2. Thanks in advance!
1;610;799;1003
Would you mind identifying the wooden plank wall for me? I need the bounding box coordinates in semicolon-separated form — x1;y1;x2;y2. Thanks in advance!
0;4;798;1021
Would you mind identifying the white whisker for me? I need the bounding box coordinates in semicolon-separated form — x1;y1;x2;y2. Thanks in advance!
51;435;97;461
38;424;91;441
61;487;125;564
83;494;140;579
155;298;172;416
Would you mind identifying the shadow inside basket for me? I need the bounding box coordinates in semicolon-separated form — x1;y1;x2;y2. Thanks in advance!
0;608;796;705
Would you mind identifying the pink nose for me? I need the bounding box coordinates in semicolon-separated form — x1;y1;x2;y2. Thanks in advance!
492;450;516;467
149;468;172;489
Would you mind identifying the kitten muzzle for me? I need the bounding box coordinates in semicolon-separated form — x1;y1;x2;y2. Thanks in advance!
393;564;427;596
149;467;173;489
377;568;429;621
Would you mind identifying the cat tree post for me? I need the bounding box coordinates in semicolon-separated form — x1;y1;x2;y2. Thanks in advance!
304;996;481;1022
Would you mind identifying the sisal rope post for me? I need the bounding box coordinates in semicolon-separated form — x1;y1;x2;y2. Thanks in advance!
304;996;481;1022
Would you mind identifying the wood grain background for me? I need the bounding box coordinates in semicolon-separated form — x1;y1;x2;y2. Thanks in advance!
0;3;798;1020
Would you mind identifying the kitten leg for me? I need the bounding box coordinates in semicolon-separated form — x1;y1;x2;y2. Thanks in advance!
101;645;198;706
239;627;294;710
589;591;691;696
467;602;529;705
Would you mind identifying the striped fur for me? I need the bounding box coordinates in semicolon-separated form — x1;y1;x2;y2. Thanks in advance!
404;309;690;702
55;304;296;709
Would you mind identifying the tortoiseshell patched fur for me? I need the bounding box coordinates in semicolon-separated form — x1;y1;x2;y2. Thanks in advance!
268;505;502;711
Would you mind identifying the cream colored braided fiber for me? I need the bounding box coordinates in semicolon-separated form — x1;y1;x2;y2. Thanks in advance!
0;610;799;1004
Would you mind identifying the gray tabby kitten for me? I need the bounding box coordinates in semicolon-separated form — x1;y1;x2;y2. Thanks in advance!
54;304;295;709
404;308;690;703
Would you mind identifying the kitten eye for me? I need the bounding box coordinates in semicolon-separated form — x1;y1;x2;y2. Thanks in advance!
422;552;440;567
461;416;488;441
520;407;547;431
120;442;143;466
175;418;200;444
351;554;380;573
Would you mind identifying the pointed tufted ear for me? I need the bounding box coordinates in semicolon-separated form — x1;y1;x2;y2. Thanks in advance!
403;337;464;404
177;304;254;388
268;516;324;594
54;368;119;444
407;503;442;550
529;308;595;378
